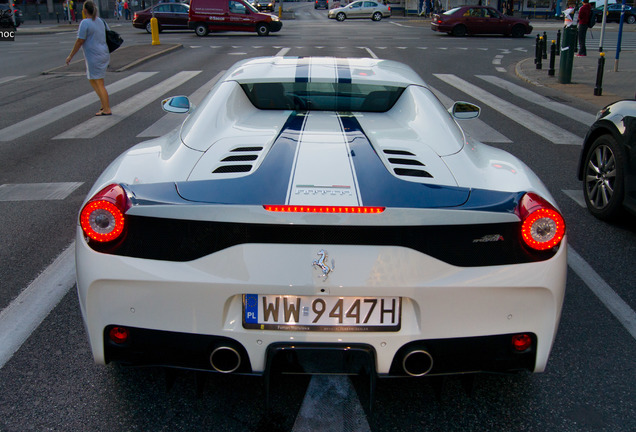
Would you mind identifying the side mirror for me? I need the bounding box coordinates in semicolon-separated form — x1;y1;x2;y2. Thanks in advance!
450;101;480;120
161;96;191;114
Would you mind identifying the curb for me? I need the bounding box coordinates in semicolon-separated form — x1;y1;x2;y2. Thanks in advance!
115;43;182;72
42;43;183;75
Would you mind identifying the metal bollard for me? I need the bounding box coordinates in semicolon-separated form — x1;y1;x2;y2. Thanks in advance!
556;29;561;56
535;34;540;65
56;12;59;23
542;31;548;59
594;52;606;96
38;12;42;23
548;40;556;76
536;36;543;69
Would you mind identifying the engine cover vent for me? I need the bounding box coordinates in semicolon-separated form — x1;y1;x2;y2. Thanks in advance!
383;149;433;178
212;146;264;174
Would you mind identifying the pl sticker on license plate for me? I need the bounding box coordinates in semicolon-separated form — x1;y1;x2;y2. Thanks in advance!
242;294;401;331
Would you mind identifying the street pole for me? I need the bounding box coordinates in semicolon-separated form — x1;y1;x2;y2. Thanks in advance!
598;0;608;52
614;0;626;71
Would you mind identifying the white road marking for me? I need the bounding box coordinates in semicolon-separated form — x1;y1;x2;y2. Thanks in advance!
54;71;201;139
562;189;586;207
568;247;636;340
0;243;75;369
429;85;512;144
476;75;597;125
276;47;291;56
0;76;26;85
292;375;371;432
138;71;226;138
434;74;583;145
496;67;507;73
364;47;378;59
0;72;157;142
0;182;83;201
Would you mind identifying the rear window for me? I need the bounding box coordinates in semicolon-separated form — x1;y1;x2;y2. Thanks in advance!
241;82;406;112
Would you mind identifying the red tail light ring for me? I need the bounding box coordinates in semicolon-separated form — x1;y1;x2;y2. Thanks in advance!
80;184;130;243
517;193;565;251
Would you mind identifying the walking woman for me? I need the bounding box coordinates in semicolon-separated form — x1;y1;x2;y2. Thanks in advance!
65;0;112;116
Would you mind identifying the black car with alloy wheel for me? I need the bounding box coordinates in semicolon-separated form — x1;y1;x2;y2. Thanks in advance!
594;4;635;24
578;100;636;220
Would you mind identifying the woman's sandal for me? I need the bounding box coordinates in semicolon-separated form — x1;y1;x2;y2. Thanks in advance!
95;111;112;116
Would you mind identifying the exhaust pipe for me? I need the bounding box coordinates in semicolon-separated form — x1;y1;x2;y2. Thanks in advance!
210;346;241;373
402;349;433;377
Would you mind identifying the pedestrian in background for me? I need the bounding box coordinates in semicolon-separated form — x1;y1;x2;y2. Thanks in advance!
65;0;112;116
577;0;592;56
124;0;130;20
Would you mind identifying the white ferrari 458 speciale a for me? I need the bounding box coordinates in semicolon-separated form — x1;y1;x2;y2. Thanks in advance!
76;57;567;388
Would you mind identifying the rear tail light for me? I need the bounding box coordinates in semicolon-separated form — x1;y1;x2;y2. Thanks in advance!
517;193;565;251
264;205;385;213
80;184;130;243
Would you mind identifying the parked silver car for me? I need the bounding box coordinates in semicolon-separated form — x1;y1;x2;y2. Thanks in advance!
328;0;390;21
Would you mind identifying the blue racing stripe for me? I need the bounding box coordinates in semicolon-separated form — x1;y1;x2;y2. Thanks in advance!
172;113;305;205
341;115;519;211
336;58;352;84
295;57;310;83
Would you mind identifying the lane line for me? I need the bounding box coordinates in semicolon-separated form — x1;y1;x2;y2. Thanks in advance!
0;242;75;369
568;246;636;340
434;73;583;145
54;71;201;140
476;75;597;125
562;189;586;208
137;70;226;138
292;375;371;432
364;47;378;59
0;72;157;142
0;182;83;201
0;76;26;85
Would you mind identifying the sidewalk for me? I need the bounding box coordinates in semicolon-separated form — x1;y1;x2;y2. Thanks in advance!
515;37;636;111
15;17;636;110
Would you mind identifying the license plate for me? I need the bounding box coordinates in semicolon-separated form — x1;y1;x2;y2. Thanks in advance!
242;294;401;331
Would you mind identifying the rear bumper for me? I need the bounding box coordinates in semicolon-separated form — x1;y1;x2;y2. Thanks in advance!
104;326;536;376
77;230;567;375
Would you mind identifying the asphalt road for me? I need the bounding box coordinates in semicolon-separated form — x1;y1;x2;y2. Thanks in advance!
1;5;635;431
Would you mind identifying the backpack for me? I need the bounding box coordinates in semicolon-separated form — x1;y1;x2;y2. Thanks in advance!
588;7;597;27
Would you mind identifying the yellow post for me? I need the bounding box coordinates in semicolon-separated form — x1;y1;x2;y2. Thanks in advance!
151;17;160;45
278;4;282;18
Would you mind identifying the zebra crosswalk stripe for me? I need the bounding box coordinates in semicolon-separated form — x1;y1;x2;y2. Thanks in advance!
476;75;596;125
434;73;584;145
0;72;158;142
53;71;201;140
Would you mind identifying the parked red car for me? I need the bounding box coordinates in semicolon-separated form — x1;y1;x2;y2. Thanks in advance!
431;6;532;37
133;2;190;33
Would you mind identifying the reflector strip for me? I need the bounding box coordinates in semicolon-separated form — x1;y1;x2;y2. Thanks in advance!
264;205;385;213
